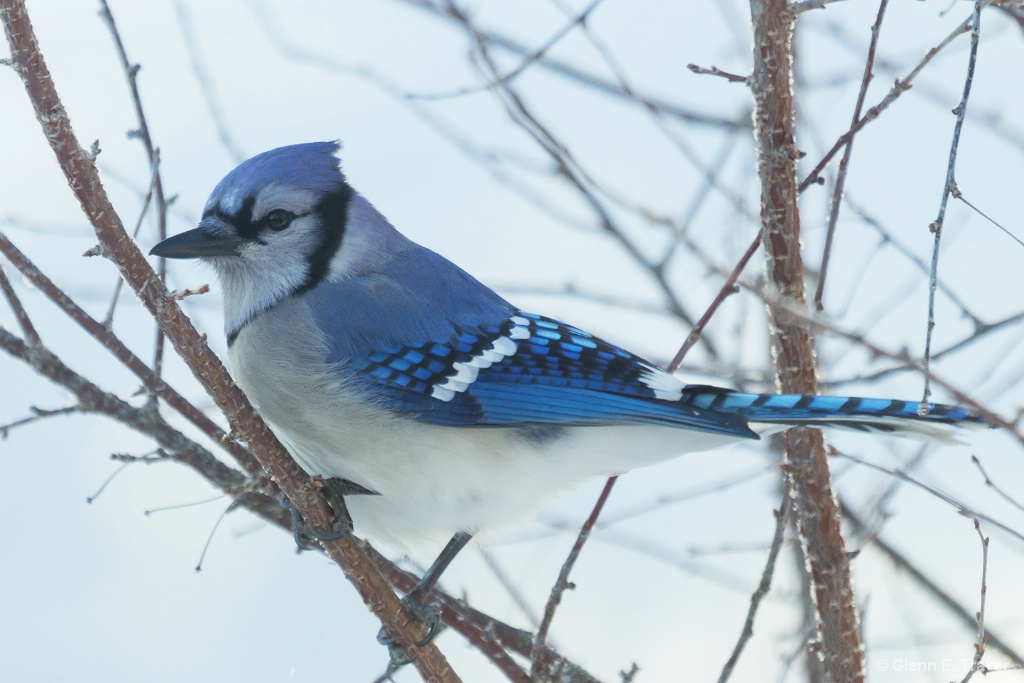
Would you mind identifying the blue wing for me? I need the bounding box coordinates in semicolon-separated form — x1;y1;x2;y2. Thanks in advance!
300;243;752;438
302;243;983;441
349;311;757;439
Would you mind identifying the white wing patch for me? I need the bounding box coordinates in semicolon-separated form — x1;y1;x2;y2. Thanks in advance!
639;367;685;401
430;316;530;401
509;316;532;338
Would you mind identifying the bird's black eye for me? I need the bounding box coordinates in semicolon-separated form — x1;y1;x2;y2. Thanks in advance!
264;209;294;231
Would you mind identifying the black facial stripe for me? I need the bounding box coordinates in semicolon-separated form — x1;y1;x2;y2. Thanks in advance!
203;196;261;242
292;183;353;296
221;183;353;348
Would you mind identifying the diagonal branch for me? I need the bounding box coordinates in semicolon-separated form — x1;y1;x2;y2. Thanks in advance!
798;1;993;192
0;230;260;474
0;325;246;492
364;543;605;683
716;489;790;683
98;0;170;385
395;0;746;130
813;0;889;310
0;3;457;679
532;476;617;679
0;262;40;345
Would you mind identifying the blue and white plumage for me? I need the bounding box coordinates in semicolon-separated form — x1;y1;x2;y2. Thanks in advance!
151;142;987;551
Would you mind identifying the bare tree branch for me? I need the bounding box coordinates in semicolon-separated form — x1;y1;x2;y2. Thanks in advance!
716;489;790;683
960;519;990;682
813;0;888;310
532;476;617;680
923;0;985;403
0;230;260;473
799;2;993;192
748;0;864;679
98;0;170;388
0;3;458;679
0;262;40;345
840;500;1023;668
395;0;748;130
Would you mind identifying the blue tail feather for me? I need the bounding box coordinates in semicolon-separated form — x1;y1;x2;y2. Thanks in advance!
681;386;988;435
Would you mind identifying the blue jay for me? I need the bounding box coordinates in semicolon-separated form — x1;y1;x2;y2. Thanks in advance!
150;142;986;645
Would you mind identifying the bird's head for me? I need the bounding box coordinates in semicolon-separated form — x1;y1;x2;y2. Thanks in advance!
150;142;359;339
152;141;350;288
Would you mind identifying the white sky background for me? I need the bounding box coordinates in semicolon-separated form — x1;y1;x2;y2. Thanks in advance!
1;1;1024;681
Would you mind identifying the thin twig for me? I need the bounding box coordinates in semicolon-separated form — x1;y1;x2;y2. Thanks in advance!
145;494;229;516
195;501;240;572
0;263;40;345
799;3;991;192
840;500;1024;669
85;461;133;503
814;0;888;310
98;0;170;389
667;232;759;371
171;0;246;162
531;476;617;679
960;519;990;682
687;63;748;83
716;489;790;683
102;161;156;328
0;404;79;439
923;0;984;403
396;0;747;130
478;549;542;629
952;184;1024;249
970;455;1024;514
410;0;605;100
834;449;1024;545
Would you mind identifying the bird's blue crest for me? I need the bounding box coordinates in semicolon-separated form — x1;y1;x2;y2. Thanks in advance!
204;141;346;216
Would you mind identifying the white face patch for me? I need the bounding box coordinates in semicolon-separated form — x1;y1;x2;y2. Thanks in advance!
429;316;528;401
252;184;319;222
211;196;330;341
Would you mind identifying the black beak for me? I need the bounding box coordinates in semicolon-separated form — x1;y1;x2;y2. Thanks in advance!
149;223;242;259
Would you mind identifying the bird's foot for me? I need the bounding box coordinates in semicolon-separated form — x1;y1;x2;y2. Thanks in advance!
283;477;363;551
376;594;444;666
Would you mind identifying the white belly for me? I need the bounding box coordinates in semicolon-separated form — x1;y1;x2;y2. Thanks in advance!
269;406;744;552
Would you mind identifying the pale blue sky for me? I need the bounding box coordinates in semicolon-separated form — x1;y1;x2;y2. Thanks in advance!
2;1;1023;681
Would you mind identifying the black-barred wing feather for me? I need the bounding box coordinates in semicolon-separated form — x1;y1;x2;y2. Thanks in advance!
351;312;755;438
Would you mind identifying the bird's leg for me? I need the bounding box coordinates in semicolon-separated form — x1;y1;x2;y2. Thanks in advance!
378;530;473;664
283;477;376;550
